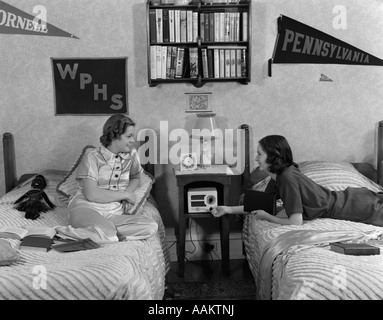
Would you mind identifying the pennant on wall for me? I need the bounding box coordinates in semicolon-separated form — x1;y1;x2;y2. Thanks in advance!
0;0;78;38
268;15;383;76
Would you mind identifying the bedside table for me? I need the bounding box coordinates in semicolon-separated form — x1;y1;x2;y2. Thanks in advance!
174;164;234;277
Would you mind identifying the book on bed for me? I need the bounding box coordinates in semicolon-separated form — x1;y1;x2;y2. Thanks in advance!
0;225;56;240
243;189;277;215
330;242;380;256
15;226;57;252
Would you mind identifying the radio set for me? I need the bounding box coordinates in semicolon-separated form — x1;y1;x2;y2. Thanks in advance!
187;187;218;213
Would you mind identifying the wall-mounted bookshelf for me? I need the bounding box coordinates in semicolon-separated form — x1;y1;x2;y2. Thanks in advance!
146;0;252;87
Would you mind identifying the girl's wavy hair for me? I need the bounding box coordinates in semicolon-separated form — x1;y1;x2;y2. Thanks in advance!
258;135;298;175
100;114;136;147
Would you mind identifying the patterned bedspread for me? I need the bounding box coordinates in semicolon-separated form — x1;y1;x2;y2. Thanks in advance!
0;197;170;300
243;216;383;300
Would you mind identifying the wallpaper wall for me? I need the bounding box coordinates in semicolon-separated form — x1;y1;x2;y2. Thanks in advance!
1;0;383;237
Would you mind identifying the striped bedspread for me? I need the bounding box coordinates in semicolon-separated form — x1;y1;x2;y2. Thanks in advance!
0;197;170;300
243;216;383;300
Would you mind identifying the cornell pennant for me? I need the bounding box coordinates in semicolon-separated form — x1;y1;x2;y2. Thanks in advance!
0;10;47;33
282;29;370;63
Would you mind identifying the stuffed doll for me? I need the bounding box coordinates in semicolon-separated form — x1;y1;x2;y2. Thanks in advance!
14;175;55;220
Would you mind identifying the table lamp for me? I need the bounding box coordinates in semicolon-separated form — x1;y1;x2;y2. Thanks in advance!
191;113;220;168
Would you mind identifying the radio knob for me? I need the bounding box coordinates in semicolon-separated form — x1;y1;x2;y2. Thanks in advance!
206;195;216;205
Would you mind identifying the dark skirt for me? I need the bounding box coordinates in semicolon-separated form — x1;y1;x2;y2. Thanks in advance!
328;187;383;227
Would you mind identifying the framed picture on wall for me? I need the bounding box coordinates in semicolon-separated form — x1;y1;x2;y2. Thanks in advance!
185;92;212;113
51;57;128;115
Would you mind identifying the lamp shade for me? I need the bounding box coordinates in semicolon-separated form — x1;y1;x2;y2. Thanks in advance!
191;113;220;139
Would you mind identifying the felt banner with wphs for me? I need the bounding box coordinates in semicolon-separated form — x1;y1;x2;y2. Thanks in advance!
52;57;128;115
271;15;383;67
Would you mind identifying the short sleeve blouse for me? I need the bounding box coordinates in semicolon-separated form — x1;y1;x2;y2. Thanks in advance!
276;165;334;220
76;146;142;191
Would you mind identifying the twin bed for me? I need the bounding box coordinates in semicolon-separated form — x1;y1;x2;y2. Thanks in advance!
0;132;169;300
240;123;383;300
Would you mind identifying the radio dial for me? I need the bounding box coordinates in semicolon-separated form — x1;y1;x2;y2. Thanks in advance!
206;195;216;205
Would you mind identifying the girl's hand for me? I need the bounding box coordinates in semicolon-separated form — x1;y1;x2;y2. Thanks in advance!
252;210;269;220
210;206;228;218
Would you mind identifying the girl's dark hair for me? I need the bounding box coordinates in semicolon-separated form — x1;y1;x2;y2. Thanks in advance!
258;135;297;175
100;114;135;147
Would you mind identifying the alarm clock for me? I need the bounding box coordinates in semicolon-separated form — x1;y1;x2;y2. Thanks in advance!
180;152;198;171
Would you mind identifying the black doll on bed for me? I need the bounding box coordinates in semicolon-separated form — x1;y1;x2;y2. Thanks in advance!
211;135;383;227
14;175;55;220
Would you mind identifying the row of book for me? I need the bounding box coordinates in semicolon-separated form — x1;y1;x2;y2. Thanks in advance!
149;8;248;43
150;45;247;80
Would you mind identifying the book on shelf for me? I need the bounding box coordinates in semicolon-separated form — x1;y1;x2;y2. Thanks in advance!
150;46;157;79
207;48;214;78
230;49;236;77
166;46;172;78
224;49;231;78
175;47;185;78
0;225;56;240
219;49;225;78
236;49;242;77
192;12;198;42
174;9;181;43
149;9;157;43
161;46;167;79
189;47;199;78
209;12;214;42
330;242;380;256
213;49;220;78
162;9;169;42
200;13;205;42
156;45;162;79
180;10;187;42
242;12;248;41
234;12;240;41
155;8;163;43
229;12;235;41
170;46;177;79
224;12;230;42
201;48;209;78
241;48;247;77
169;9;175;42
214;12;220;42
204;13;210;42
186;10;193;42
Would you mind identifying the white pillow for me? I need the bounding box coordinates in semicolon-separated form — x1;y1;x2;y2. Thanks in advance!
0;169;68;207
299;161;383;193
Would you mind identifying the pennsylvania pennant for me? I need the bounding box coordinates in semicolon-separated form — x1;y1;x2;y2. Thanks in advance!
268;15;383;76
0;0;78;39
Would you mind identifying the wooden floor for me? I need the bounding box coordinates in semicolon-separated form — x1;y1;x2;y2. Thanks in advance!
167;258;254;283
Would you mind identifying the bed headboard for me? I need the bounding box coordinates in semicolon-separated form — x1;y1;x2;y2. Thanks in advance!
2;132;155;193
378;121;383;186
240;124;250;194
